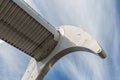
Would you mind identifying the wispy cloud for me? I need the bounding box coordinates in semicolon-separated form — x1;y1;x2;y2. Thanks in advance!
50;52;107;80
0;42;30;80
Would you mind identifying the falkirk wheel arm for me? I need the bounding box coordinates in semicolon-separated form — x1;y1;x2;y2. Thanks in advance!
21;25;106;80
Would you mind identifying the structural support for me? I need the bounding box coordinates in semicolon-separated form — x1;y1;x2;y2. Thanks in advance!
0;0;59;61
21;25;106;80
0;1;106;80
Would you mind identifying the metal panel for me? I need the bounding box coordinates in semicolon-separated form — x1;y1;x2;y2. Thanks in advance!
0;0;58;61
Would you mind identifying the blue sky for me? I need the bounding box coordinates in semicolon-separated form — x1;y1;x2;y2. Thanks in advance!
0;0;120;80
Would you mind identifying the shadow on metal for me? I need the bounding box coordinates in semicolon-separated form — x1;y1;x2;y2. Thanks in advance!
36;47;106;80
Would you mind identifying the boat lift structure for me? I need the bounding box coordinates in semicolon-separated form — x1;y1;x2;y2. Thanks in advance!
0;0;106;80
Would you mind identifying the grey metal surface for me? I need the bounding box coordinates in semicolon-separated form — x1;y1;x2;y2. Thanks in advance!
21;25;106;80
0;0;58;61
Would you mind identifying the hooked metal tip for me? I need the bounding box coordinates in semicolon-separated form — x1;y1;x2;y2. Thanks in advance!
98;50;107;59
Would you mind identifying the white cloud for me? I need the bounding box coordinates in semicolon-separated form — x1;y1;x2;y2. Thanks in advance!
0;42;30;80
51;52;108;80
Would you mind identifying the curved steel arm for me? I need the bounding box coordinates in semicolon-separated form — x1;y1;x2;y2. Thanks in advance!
36;47;101;80
22;25;106;80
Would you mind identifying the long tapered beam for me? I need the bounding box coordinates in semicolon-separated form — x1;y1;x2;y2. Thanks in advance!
0;0;59;61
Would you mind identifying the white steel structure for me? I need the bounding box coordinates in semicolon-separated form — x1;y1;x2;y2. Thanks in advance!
0;0;106;80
